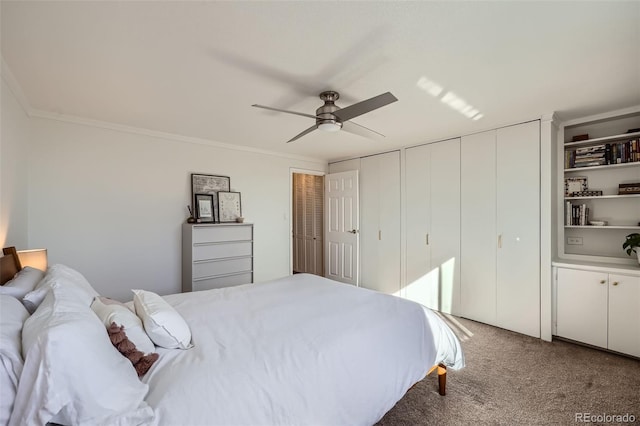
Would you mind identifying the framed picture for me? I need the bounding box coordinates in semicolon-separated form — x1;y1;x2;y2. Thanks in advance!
217;191;242;223
194;193;215;223
564;176;588;196
191;173;230;223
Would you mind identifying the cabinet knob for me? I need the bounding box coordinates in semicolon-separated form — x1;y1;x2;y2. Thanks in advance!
612;281;619;286
599;280;606;284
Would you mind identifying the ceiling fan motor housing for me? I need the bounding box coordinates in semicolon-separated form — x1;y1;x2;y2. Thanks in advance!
316;91;343;130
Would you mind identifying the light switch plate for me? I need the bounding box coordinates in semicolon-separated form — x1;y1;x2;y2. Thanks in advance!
567;237;583;245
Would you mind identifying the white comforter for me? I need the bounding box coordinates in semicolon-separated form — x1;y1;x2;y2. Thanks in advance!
143;274;464;426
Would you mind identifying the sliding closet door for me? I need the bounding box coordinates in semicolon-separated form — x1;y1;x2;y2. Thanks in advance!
496;121;540;338
360;151;401;295
461;131;497;326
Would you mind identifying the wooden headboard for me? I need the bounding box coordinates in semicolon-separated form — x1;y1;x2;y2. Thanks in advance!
1;247;22;285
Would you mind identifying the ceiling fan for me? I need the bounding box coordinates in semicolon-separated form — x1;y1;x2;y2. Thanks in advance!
252;91;398;143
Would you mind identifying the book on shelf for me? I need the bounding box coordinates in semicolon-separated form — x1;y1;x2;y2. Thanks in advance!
565;202;590;226
566;138;639;168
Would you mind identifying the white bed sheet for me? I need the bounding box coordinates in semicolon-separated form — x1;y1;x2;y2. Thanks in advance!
143;273;464;426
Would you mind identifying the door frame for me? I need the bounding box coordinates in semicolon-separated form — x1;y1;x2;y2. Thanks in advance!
289;168;326;275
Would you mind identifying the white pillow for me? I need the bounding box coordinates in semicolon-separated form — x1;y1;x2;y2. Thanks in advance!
22;264;99;313
91;296;155;355
0;266;44;300
12;285;154;426
132;289;193;350
0;295;30;425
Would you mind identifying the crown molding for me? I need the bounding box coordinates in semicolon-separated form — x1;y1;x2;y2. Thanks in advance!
28;109;326;164
2;54;324;165
1;56;33;116
541;112;559;124
561;105;640;127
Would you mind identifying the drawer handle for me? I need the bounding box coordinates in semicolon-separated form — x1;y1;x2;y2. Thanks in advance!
612;281;619;286
599;280;606;284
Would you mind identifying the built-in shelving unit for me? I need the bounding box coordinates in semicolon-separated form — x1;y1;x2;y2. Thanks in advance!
559;108;640;264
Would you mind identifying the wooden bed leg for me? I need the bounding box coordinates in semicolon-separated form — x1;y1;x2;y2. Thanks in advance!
437;364;446;396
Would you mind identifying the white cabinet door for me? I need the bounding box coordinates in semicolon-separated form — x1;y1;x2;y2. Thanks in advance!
406;139;461;314
496;121;541;338
556;268;608;348
360;151;401;295
608;274;640;357
461;130;497;326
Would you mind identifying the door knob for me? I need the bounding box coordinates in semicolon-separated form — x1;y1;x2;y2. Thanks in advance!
348;229;358;234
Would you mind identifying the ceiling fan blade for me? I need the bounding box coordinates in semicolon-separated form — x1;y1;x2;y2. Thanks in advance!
342;121;386;140
333;92;398;122
252;104;319;120
287;125;318;143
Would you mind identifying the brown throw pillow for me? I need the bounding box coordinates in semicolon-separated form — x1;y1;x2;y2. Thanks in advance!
107;322;159;377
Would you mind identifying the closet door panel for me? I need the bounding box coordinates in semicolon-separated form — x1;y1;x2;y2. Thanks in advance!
359;155;380;290
405;145;432;305
377;151;401;295
430;139;461;315
496;121;540;338
461;131;497;325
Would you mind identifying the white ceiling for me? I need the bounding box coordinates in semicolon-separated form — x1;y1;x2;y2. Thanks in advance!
2;1;639;162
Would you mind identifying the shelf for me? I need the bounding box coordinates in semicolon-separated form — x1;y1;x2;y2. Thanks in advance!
565;225;640;230
565;162;640;172
564;131;640;148
565;194;640;200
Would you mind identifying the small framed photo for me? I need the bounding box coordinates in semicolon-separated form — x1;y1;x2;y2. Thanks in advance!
194;193;215;223
564;176;588;196
217;191;242;223
191;173;231;223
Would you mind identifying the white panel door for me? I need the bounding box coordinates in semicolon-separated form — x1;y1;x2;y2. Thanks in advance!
608;274;640;357
325;171;359;285
556;268;608;348
496;121;540;338
405;140;460;314
430;139;461;315
360;151;401;295
461;130;497;325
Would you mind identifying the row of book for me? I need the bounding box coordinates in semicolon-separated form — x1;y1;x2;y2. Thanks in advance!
565;139;639;168
565;202;590;226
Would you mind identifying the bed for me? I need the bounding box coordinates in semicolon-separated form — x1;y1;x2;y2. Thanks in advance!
0;247;464;425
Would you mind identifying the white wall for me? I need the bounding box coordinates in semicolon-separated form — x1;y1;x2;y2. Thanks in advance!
0;77;30;248
28;117;326;300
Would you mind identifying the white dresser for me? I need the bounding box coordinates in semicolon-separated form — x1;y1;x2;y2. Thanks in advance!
182;223;254;292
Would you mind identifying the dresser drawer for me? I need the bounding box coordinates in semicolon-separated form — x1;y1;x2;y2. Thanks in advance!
192;272;253;291
193;257;252;279
193;242;252;261
192;225;252;244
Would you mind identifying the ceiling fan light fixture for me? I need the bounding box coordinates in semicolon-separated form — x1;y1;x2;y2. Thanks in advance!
318;120;342;132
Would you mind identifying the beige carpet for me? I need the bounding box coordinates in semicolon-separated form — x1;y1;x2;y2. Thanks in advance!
377;317;640;425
